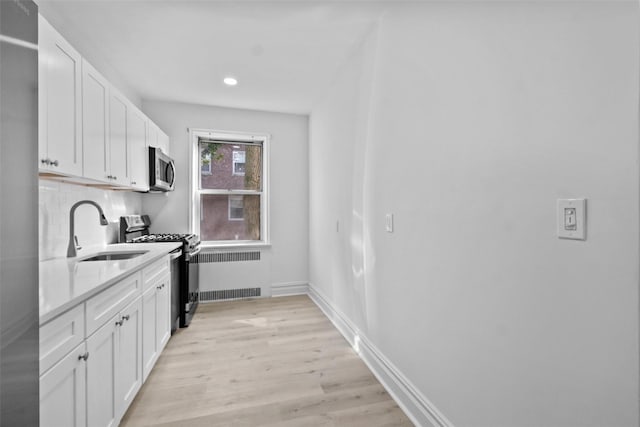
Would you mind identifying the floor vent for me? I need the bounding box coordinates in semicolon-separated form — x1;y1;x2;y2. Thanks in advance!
194;251;261;264
200;288;261;302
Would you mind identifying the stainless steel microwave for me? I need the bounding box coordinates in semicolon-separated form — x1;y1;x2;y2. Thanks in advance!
149;147;175;192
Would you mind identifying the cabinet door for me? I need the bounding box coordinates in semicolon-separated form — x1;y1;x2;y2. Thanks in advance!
156;273;171;352
40;343;87;427
158;129;170;155
116;296;143;420
108;91;129;186
127;106;149;191
147;121;159;150
81;59;110;182
86;318;118;427
38;15;83;176
141;286;158;382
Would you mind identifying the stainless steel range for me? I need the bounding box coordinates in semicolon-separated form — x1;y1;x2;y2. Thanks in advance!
120;215;201;329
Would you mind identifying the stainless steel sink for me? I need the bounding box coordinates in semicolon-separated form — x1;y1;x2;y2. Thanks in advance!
79;251;148;262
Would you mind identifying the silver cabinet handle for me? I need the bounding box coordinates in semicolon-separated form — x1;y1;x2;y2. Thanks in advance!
112;176;117;180
115;319;124;326
51;159;59;167
40;158;50;165
122;314;130;321
78;352;89;361
131;181;136;185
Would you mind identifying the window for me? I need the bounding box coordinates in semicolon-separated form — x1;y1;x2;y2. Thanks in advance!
228;195;244;220
191;129;269;245
232;150;245;176
201;152;212;175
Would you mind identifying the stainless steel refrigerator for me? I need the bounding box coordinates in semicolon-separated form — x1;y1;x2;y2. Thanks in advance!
0;0;39;424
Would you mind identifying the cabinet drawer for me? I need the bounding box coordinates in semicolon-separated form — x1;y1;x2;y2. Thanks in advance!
142;256;170;292
40;304;85;375
86;272;141;336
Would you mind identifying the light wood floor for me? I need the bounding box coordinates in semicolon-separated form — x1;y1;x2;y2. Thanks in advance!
120;295;413;426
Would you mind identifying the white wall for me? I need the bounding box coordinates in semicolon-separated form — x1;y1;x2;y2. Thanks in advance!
141;101;308;296
39;180;142;260
309;2;639;426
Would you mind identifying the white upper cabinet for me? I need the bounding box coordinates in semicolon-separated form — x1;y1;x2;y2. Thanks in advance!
38;16;83;176
81;59;109;182
108;90;130;186
127;105;149;191
148;121;170;156
147;121;159;150
158;129;170;156
39;14;171;190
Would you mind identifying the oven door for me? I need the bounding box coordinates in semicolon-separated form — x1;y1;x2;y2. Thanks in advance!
181;246;200;327
169;248;182;333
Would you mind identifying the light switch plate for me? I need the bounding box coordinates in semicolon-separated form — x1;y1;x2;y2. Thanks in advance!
557;199;586;240
385;213;394;233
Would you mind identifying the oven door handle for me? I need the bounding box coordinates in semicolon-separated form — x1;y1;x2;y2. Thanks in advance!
185;246;201;262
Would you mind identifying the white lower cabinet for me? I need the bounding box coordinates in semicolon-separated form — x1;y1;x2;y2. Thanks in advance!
156;274;171;352
40;255;172;427
40;343;87;427
115;296;143;420
86;314;118;427
86;295;142;427
142;272;171;381
141;286;159;380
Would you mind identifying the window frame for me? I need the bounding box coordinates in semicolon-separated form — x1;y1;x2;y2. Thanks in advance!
190;129;270;248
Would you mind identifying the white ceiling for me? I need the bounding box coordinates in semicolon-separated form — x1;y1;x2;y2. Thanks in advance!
37;1;386;115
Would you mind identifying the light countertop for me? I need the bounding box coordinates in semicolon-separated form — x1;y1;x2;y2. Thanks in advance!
39;242;182;325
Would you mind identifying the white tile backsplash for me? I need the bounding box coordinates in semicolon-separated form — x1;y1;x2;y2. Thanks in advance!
39;180;143;260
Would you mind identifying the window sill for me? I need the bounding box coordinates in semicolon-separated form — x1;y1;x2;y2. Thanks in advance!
200;242;271;251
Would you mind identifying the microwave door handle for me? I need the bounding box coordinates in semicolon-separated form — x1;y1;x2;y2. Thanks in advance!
168;161;176;189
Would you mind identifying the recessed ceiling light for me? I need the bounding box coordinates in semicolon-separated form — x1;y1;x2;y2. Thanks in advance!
223;77;238;86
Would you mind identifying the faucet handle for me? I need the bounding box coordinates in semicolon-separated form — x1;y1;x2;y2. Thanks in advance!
74;235;82;251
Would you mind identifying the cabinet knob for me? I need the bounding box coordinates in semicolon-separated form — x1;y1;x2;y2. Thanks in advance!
112;176;117;180
115;319;124;326
78;352;89;361
122;314;130;321
131;181;136;185
40;158;50;165
50;159;59;167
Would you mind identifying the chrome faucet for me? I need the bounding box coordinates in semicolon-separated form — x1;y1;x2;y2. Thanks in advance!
67;200;109;258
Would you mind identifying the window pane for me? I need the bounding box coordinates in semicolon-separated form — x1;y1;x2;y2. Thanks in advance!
199;142;261;190
200;194;261;241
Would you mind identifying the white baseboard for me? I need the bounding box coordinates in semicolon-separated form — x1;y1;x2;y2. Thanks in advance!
271;281;309;297
307;284;453;427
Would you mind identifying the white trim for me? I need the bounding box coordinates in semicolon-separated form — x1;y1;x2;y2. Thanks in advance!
271;282;309;297
307;284;454;427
